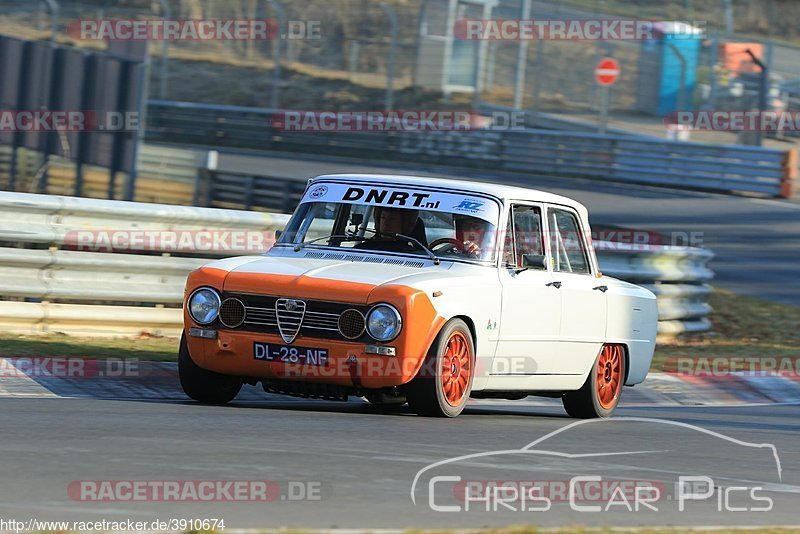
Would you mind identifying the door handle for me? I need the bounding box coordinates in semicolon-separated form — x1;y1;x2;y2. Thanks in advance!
546;281;562;289
593;285;608;293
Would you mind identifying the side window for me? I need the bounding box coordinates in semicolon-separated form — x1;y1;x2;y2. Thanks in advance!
548;208;591;274
504;205;545;268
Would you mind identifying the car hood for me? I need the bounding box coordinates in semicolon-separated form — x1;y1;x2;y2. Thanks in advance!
207;254;454;304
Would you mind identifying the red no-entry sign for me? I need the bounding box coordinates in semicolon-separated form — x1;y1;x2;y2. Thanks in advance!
595;58;620;86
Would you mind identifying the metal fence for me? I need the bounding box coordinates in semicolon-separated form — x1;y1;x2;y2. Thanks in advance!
0;142;201;204
0;190;713;338
147;100;797;198
195;168;307;212
1;0;796;129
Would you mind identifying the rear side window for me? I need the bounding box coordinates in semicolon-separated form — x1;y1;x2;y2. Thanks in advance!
548;208;591;274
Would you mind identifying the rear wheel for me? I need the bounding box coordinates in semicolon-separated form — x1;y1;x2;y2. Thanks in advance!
179;334;242;404
406;319;474;418
562;344;625;418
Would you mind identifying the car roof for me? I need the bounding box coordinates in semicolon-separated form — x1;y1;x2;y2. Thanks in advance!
310;173;589;218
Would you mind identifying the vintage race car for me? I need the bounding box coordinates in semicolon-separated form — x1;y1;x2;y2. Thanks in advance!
180;174;657;418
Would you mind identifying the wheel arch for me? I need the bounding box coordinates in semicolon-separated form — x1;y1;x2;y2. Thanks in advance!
584;341;630;385
446;314;477;355
619;343;630;384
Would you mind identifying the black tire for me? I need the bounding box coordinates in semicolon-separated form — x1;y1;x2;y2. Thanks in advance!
562;344;625;418
406;319;474;418
178;333;242;404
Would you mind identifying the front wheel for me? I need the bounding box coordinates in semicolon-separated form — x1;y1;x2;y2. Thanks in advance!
179;334;242;404
562;344;625;418
406;319;474;417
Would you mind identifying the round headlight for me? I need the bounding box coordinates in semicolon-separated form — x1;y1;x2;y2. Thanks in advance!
188;287;221;325
366;304;402;341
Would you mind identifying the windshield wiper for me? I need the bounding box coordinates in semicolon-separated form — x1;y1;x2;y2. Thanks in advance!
393;233;441;265
293;234;366;252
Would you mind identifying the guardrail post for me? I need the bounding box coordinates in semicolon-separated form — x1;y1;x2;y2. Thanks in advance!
781;149;797;198
244;175;255;210
195;150;218;206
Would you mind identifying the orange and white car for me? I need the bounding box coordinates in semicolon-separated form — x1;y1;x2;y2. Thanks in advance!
180;174;657;418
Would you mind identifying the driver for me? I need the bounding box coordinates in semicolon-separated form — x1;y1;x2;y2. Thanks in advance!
355;207;420;252
453;215;487;259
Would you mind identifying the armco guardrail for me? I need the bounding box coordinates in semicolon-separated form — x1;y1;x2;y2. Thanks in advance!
146;100;797;198
0;191;713;337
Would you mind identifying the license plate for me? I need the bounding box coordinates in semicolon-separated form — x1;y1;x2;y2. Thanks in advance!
253;342;329;367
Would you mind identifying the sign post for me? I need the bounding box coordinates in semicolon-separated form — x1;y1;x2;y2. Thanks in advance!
595;57;620;134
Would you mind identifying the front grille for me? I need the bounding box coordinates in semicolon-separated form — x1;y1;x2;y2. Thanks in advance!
219;298;246;328
275;298;306;342
338;308;366;339
219;292;372;342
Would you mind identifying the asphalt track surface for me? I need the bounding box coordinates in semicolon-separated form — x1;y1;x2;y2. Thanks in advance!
210;149;800;306
0;396;798;529
2;150;798;530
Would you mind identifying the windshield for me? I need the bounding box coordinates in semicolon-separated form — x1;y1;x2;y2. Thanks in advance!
277;183;500;262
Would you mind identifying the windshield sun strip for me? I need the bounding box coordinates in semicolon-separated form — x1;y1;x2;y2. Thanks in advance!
306;178;504;213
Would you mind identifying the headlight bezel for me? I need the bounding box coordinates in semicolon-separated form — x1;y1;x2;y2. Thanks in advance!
366;303;403;342
188;287;221;325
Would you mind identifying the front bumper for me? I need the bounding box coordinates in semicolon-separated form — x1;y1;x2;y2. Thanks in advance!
185;329;431;388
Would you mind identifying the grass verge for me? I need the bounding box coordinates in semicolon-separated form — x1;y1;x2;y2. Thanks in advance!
0;333;178;362
652;288;800;371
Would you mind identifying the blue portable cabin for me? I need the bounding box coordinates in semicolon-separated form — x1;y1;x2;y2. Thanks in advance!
636;22;703;116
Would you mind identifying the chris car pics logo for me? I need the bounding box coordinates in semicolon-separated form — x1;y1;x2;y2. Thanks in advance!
309;185;328;199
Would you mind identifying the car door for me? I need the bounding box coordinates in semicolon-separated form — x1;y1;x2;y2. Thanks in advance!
491;203;563;384
547;206;607;375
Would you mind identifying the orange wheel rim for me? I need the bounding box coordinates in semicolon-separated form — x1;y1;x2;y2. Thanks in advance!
596;345;622;410
440;331;471;407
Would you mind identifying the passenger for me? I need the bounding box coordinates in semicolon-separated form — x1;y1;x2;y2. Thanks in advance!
356;207;421;253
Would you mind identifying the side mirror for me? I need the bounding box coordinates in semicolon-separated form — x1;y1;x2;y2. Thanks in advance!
522;254;547;270
274;229;283;241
